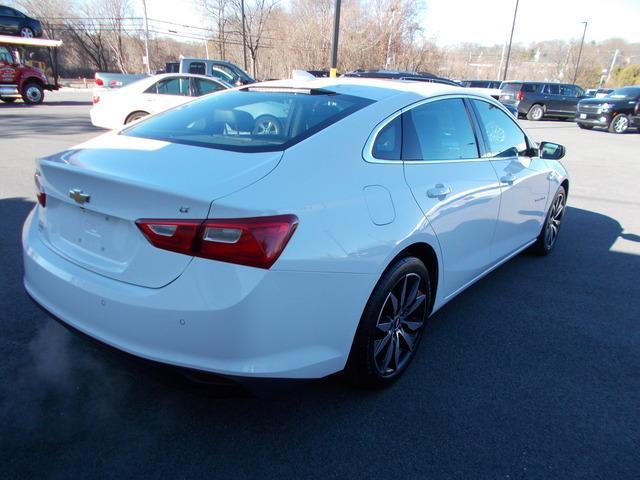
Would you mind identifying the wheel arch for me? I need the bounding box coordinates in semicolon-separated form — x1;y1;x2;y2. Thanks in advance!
125;110;149;124
20;76;44;89
382;242;439;313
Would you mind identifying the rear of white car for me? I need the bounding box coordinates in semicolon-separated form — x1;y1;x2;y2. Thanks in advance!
24;85;388;378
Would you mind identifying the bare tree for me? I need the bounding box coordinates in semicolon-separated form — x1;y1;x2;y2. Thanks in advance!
230;0;278;78
201;0;232;59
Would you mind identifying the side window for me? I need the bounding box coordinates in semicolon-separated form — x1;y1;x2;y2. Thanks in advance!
211;65;237;84
371;115;401;160
0;7;13;15
472;100;528;158
560;85;577;96
193;78;224;97
188;62;206;75
523;84;538;93
0;46;12;64
402;99;479;161
543;84;560;95
145;77;190;96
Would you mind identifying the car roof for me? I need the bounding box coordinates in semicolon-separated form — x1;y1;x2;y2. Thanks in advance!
249;77;465;101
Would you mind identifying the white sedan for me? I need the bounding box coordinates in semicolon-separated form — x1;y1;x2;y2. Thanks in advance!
89;73;230;130
24;78;569;388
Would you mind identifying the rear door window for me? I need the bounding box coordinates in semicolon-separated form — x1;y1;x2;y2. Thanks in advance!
188;62;206;75
123;88;373;152
145;77;190;96
402;99;479;161
193;78;225;96
522;84;539;93
543;84;560;95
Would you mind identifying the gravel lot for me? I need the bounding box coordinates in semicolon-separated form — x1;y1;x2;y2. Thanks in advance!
2;90;639;479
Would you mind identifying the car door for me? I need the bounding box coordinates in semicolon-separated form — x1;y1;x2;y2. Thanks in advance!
402;97;503;299
0;7;18;34
0;46;18;85
559;85;582;115
142;76;191;114
542;84;562;113
470;99;551;260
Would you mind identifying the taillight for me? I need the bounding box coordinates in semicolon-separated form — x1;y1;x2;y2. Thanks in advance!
92;94;100;104
516;91;525;101
136;215;298;269
95;77;104;86
34;172;46;207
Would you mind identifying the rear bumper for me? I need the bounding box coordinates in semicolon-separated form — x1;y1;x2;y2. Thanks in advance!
23;208;375;379
89;107;118;130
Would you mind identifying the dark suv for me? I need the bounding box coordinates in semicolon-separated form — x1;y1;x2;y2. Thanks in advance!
499;82;585;120
576;86;640;133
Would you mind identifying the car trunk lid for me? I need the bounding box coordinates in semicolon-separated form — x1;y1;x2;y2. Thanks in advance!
36;133;282;288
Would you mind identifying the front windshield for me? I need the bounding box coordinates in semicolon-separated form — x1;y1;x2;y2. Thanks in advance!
607;87;640;99
122;88;373;152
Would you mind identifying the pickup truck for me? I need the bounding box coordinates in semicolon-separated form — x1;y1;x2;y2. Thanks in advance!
0;35;60;104
94;58;254;91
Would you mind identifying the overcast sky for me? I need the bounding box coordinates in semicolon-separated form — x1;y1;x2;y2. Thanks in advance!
141;0;640;46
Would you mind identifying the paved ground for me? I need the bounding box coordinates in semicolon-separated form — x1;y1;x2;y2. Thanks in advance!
1;91;639;479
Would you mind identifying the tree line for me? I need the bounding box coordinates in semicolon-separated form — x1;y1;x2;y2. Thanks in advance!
9;0;640;88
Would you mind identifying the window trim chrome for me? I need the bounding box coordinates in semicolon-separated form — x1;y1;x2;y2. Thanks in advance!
362;92;533;165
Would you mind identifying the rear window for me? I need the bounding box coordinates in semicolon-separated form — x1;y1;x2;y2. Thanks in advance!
123;88;373;152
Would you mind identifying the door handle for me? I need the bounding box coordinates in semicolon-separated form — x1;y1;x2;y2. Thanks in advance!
427;184;452;199
500;173;516;185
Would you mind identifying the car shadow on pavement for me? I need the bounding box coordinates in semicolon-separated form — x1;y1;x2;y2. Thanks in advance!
0;113;99;136
0;100;92;108
2;196;640;478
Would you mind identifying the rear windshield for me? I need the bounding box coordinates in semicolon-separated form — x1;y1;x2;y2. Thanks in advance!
122;88;373;152
501;82;522;93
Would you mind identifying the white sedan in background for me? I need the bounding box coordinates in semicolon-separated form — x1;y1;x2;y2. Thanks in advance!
90;73;230;130
25;78;569;389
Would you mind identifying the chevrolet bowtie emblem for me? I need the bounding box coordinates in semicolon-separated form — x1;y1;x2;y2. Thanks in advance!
69;189;90;205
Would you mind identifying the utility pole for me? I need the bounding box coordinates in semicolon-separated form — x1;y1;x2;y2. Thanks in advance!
502;0;519;81
241;0;248;71
330;0;341;78
572;21;588;84
605;48;620;84
141;0;151;74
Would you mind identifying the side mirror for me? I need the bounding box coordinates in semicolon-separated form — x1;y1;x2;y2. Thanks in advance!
539;141;565;160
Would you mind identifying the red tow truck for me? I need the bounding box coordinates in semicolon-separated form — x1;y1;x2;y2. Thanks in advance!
0;34;62;104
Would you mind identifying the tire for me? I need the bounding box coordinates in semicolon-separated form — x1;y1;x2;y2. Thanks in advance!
125;111;149;124
346;256;431;389
19;27;34;38
531;185;566;256
0;97;17;103
578;123;593;130
252;115;282;135
526;104;545;121
21;82;43;105
608;113;629;134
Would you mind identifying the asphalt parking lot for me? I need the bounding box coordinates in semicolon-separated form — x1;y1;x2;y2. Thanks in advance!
2;91;639;479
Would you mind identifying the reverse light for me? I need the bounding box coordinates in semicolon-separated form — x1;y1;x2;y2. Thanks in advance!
136;215;298;269
34;172;46;207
